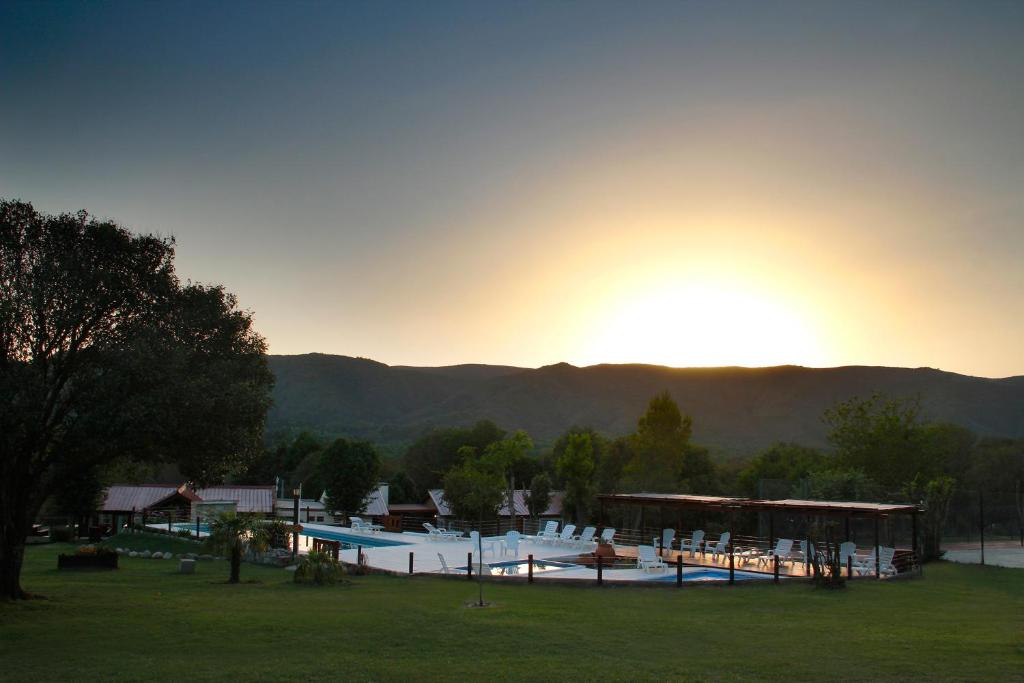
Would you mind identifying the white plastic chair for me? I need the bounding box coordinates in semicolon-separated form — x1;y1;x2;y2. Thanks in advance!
535;520;559;543
758;538;793;567
637;544;667;572
501;530;520;557
598;528;616;546
470;530;496;557
679;530;704;558
705;532;731;561
555;524;577;545
573;526;597;549
437;553;452;574
655;529;675;555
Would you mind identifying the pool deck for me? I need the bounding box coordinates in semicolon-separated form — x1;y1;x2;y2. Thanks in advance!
298;524;782;583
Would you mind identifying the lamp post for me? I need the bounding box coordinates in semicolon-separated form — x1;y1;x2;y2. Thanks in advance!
292;488;300;561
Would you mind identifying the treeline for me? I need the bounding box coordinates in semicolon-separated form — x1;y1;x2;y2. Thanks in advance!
243;391;1024;558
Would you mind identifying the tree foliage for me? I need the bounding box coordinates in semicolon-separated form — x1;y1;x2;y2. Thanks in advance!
441;453;506;521
401;420;505;497
205;512;271;584
556;432;596;524
0;200;273;599
737;442;827;497
624;391;692;491
524;472;552;518
317;439;381;516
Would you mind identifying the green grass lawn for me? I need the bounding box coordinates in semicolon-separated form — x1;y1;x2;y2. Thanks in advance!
2;545;1021;682
99;531;205;556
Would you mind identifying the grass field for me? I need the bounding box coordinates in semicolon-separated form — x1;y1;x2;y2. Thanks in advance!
2;543;1021;682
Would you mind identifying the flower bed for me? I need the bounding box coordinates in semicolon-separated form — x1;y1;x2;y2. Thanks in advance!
58;546;119;570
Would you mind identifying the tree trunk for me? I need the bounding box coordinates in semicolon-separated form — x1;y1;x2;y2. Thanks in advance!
230;542;241;584
0;529;27;600
1;465;39;600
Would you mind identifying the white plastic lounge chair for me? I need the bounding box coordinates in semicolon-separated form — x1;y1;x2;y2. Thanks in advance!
437;553;453;574
535;521;559;543
555;524;577;545
598;528;616;546
705;532;731;561
637;544;667;572
470;530;497;557
758;538;793;568
350;516;383;533
573;526;597;549
423;522;462;540
655;529;675;555
679;530;705;558
855;546;896;576
501;531;520;557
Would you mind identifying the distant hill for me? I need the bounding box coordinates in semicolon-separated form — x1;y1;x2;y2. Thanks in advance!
267;354;1024;456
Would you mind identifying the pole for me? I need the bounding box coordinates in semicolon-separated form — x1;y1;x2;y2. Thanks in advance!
729;538;735;585
196;515;200;539
874;515;881;580
676;553;682;587
773;554;779;584
357;544;363;568
847;555;853;579
911;509;920;574
292;496;299;561
528;554;534;583
478;532;484;607
597;554;603;586
768;512;774;558
467;552;473;580
979;491;985;566
408;551;414;575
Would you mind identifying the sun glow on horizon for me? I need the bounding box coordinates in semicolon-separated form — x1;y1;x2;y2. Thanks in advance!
576;278;828;369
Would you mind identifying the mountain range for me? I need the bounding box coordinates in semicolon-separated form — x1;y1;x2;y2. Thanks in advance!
266;354;1024;456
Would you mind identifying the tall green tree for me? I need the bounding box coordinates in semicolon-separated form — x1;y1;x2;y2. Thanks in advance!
556;432;596;524
625;391;692;491
441;454;506;522
401;420;505;497
317;439;382;517
737;442;827;497
0;200;273;599
823;393;930;489
524;472;553;519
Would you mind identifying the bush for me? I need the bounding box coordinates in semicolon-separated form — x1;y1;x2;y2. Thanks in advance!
50;526;75;543
293;551;346;585
176;528;196;539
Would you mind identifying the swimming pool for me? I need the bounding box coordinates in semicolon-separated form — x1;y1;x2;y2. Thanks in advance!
651;568;773;582
299;525;410;549
456;559;577;575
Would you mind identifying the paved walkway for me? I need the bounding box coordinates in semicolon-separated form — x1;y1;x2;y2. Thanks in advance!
943;542;1024;569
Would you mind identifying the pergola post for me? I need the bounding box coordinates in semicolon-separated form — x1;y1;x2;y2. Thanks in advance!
874;514;881;580
768;512;774;555
912;508;920;575
844;515;851;543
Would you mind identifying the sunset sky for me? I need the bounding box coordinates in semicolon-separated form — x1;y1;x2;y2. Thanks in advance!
3;2;1022;377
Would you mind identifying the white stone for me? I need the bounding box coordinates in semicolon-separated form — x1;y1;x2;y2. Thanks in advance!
140;550;152;558
129;551;138;558
152;551;163;559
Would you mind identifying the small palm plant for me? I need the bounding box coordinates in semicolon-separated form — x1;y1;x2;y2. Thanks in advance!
206;512;270;584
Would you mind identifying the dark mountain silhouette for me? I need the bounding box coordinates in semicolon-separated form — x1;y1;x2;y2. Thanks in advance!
267;353;1024;456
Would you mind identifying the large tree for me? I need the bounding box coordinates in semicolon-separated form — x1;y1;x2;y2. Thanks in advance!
624;391;692;491
0;200;273;599
556;432;596;525
317;438;381;517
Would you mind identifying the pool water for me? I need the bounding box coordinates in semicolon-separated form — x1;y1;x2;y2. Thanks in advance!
652;568;773;582
299;525;410;549
457;559;577;575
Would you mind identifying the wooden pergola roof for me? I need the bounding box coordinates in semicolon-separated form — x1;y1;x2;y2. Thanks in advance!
596;493;920;517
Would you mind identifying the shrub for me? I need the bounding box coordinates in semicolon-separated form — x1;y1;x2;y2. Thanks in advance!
50;526;75;543
176;528;196;539
293;551;346;585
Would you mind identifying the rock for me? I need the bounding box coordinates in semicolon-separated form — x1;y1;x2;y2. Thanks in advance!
179;559;196;575
198;554;213;561
186;552;197;559
214;556;224;561
284;565;298;572
140;550;152;559
152;551;163;559
129;551;138;558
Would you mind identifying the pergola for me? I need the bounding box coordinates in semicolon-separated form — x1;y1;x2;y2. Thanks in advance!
597;492;923;579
